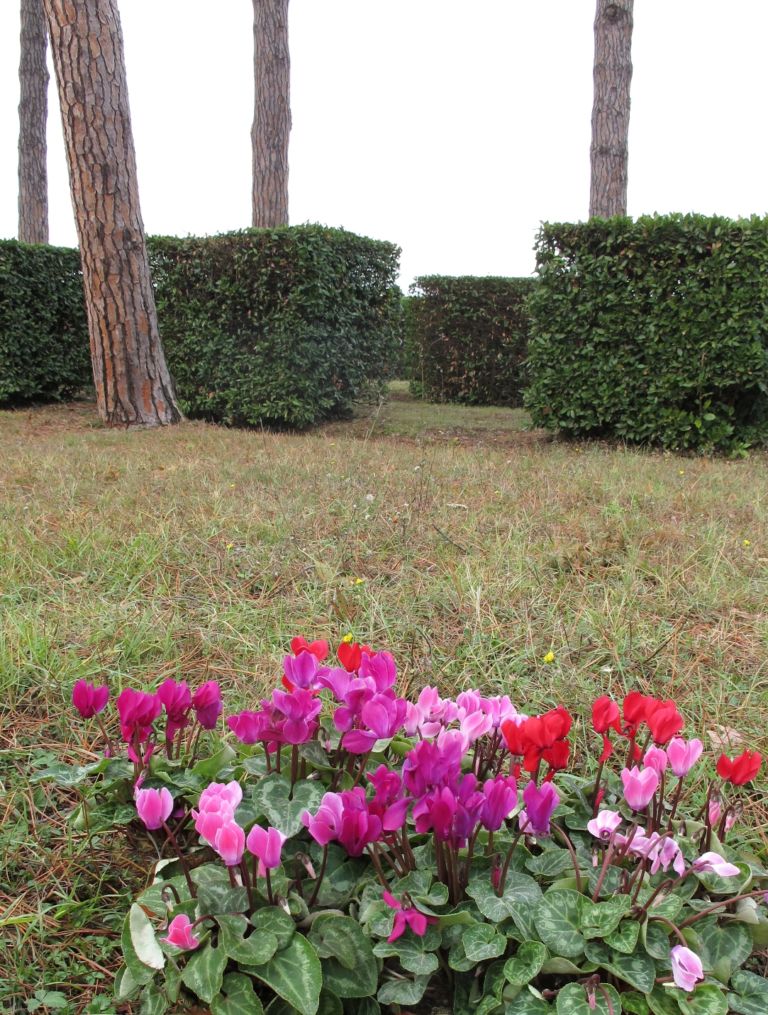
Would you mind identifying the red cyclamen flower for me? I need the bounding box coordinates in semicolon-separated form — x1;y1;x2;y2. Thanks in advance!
646;700;684;745
716;750;762;786
592;695;622;735
290;636;329;661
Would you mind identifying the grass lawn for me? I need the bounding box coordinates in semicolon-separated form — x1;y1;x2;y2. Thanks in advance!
1;385;767;1009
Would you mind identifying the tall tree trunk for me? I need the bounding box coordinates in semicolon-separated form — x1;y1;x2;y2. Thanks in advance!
589;0;633;218
252;0;291;227
42;0;182;427
18;0;49;244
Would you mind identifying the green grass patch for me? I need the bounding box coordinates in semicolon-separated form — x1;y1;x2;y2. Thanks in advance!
1;386;767;1007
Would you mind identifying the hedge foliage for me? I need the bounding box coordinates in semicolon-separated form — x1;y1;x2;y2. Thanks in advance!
0;240;91;404
147;226;402;428
407;275;535;405
525;214;768;451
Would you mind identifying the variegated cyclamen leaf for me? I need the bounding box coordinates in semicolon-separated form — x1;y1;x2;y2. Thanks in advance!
503;992;554;1014
695;919;752;981
377;975;430;1006
466;869;542;923
604;916;640;953
581;894;632;937
584;939;656;993
180;941;227;1004
462;923;507;962
248;934;322;1015
555;981;622;1014
217;914;279;966
676;983;729;1015
128;904;165;971
503;940;548;986
210;973;265;1015
534;890;586;958
727;969;768;1015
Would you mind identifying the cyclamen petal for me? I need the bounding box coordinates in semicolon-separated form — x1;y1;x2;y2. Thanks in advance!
161;914;200;951
693;851;740;877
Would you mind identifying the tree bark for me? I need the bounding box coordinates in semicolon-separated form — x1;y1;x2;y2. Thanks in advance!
252;0;291;227
18;0;49;244
42;0;182;427
589;0;633;218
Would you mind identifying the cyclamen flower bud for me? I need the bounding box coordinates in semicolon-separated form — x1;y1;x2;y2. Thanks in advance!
161;914;200;951
670;945;704;993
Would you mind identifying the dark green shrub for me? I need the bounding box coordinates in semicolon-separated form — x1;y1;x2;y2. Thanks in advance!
525;214;768;452
0;240;91;404
407;275;535;405
148;226;402;428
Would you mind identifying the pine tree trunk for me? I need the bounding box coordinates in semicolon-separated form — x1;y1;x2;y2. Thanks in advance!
252;0;291;228
43;0;182;427
589;0;633;218
18;0;49;245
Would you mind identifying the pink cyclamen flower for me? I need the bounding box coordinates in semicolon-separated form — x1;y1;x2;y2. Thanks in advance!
246;825;287;877
72;680;110;719
199;781;243;812
480;775;518;833
587;809;623;841
135;786;174;830
161;914;200;951
621;766;659;811
693;852;740;877
670;945;704;993
666;737;704;779
383;891;436;942
117;688;162;743
519;779;560;837
643;746;668;775
214;820;245;867
191;681;222;730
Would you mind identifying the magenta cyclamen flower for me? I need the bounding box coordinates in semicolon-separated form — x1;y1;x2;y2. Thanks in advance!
480;775;518;832
135;786;173;830
666;737;704;778
157;679;192;739
214;820;245;866
283;650;323;691
412;774;485;848
367;765;411;831
342;692;408;753
383;891;436;942
670;945;704;993
621;765;659;811
246;825;286;876
302;788;382;856
72;680;110;719
587;809;622;841
161;914;200;951
191;681;222;730
519;780;560;837
117;688;162;743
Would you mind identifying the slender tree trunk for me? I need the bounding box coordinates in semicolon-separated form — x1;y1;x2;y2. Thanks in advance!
252;0;291;227
42;0;182;427
589;0;634;218
18;0;49;244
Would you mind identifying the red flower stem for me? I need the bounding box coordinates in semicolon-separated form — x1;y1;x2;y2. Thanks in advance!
591;840;616;902
551;822;583;893
240;860;254;912
275;747;282;774
161;821;196;898
498;819;529;897
95;715;114;757
649;914;687;947
665;776;685;832
290;745;299;792
366;844;390;889
590;758;605;816
308;845;328;907
351;751;372;789
265;868;274;904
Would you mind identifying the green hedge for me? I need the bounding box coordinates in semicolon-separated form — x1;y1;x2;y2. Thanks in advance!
525;214;768;452
147;226;402;428
407;275;534;405
0;240;91;404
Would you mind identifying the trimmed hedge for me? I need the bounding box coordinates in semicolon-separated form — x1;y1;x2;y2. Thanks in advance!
525;214;768;451
0;240;91;404
407;275;534;405
147;226;402;428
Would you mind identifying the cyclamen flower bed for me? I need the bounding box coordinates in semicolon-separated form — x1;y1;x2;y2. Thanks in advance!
56;638;768;1015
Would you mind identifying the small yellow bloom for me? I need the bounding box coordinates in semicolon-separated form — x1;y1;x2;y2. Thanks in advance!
678;470;685;476
354;578;365;585
342;632;354;643
543;651;556;664
226;542;234;550
743;539;751;547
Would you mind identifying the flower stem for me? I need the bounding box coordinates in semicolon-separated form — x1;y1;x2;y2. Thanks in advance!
551;822;583;893
308;845;329;907
161;820;196;898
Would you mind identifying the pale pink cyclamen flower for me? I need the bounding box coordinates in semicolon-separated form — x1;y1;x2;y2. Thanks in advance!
693;852;740;877
666;737;704;778
214;820;245;867
670;945;704;992
587;809;622;841
161;914;200;950
135;787;173;830
621;766;659;810
246;825;287;877
643;746;668;774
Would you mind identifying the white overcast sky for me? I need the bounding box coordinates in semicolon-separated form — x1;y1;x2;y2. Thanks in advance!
1;1;767;288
